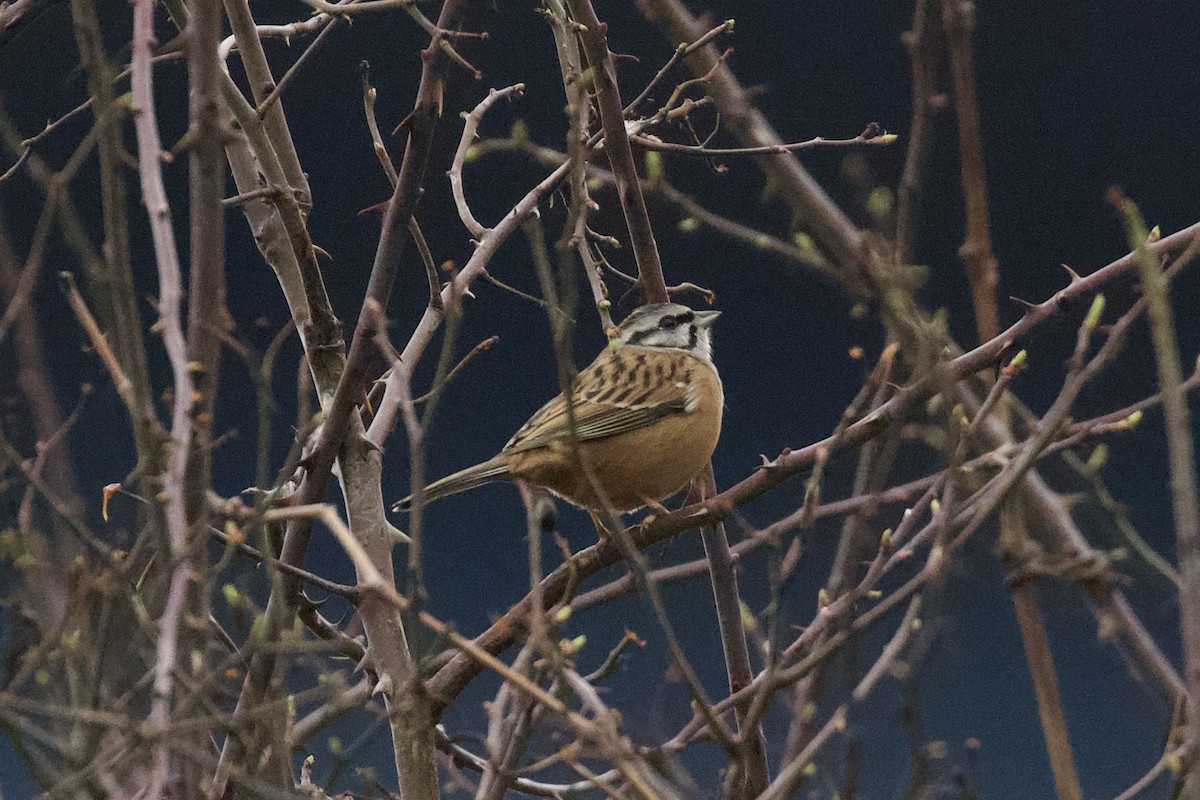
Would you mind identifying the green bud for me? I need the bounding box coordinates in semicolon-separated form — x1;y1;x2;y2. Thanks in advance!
510;119;529;144
645;150;663;183
867;186;894;219
739;600;757;631
1084;294;1106;331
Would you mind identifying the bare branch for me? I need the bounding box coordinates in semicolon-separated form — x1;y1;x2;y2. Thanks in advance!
566;0;668;302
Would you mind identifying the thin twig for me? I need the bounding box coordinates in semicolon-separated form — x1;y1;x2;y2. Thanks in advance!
130;0;196;790
1112;751;1179;800
1010;578;1083;800
412;336;499;404
0;200;55;347
624;19;734;115
696;464;769;799
629;125;894;157
437;725;618;797
368;157;574;447
757;706;847;800
895;0;943;265
255;13;343;117
449;84;525;239
943;0;1000;344
1113;193;1200;763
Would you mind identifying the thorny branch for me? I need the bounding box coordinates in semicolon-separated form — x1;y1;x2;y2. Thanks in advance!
3;3;1199;799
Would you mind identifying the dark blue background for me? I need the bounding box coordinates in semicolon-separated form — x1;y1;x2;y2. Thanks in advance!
2;0;1199;796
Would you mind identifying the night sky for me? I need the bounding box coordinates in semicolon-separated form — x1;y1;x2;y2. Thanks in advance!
2;0;1200;797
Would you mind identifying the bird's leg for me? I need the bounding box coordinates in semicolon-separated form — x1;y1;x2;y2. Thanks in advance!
683;475;708;506
588;510;609;542
636;495;673;527
587;509;612;540
643;478;704;525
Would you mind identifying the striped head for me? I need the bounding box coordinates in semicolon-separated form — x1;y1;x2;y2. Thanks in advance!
617;303;720;363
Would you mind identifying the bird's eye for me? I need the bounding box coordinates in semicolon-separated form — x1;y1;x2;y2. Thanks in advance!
658;315;679;330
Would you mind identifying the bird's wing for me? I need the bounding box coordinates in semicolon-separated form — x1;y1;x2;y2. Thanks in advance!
502;347;698;454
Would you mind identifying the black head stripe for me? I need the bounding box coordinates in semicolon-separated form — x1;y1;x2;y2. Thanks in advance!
627;329;652;346
677;311;695;324
688;324;698;349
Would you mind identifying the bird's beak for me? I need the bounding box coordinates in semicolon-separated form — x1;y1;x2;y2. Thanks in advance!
694;310;721;327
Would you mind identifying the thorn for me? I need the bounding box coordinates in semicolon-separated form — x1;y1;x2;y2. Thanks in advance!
372;674;393;697
1008;295;1038;309
386;523;411;544
357;199;391;217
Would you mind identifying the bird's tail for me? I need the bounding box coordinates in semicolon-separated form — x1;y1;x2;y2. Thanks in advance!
392;458;511;512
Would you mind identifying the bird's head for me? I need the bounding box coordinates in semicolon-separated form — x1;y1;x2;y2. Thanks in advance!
616;303;720;362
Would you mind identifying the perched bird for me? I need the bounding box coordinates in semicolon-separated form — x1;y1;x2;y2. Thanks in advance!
394;303;723;513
